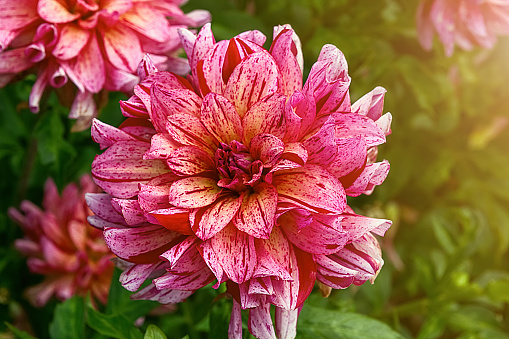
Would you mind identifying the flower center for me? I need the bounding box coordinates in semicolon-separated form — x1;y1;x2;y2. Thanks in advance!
215;141;263;193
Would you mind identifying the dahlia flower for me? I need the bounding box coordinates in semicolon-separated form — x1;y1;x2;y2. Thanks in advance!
88;24;392;338
8;175;113;307
0;0;210;130
416;0;509;56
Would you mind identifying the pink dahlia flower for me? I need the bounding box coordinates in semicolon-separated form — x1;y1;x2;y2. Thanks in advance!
8;175;113;307
416;0;509;56
88;24;392;338
0;0;210;130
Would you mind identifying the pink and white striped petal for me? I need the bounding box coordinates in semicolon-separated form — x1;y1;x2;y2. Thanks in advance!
191;194;242;240
168;176;222;209
234;183;277;239
333;112;386;148
144;133;180;160
150;85;202;132
250;134;285;168
209;224;257;284
275;307;299;339
249;301;277;339
273;164;346;214
242;93;288;145
281;212;348;255
104;224;182;264
200;93;243;144
270;26;303;96
167;146;215;177
166;113;219;155
119;261;170;292
224;52;279;118
345;160;390;196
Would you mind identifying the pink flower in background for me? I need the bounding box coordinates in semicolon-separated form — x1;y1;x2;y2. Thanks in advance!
8;175;113;307
88;24;392;338
416;0;509;56
0;0;210;131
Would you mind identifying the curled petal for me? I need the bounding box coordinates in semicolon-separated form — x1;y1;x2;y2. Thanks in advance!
250;134;285;168
148;208;193;235
275;307;299;339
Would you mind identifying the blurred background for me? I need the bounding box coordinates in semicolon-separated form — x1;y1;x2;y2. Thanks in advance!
1;0;509;338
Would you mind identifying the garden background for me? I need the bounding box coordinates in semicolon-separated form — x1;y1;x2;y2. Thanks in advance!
1;0;509;338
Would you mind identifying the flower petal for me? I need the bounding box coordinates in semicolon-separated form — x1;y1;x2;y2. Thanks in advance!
242;93;287;145
166;113;219;154
168;176;222;209
0;0;39;30
52;24;90;60
234;183;278;239
150;85;202;133
250;134;285;168
333;112;386;148
209;224;256;284
167;146;215;176
102;24;143;73
191;193;242;240
249;301;277;339
201;93;243;144
281;212;348;255
148;208;193;235
275;307;299;339
224;52;279;118
37;0;80;24
272;164;346;214
270;26;303;95
104;224;182;264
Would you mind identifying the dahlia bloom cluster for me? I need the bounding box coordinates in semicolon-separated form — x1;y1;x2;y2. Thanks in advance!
417;0;509;56
0;0;210;130
8;175;113;307
88;23;392;338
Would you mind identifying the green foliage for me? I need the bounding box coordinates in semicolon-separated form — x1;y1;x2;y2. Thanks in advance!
297;304;404;339
49;297;86;339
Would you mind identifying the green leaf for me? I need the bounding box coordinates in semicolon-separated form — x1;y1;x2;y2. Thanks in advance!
4;322;38;339
144;325;167;339
49;296;85;339
209;299;232;338
106;268;158;322
297;304;404;339
86;306;143;339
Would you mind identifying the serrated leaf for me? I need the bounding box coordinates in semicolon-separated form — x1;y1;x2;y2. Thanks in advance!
297;304;404;339
144;325;167;339
49;296;85;339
